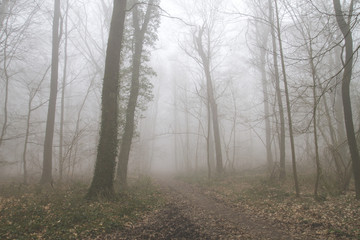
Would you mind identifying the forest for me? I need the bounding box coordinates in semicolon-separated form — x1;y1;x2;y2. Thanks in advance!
0;0;360;239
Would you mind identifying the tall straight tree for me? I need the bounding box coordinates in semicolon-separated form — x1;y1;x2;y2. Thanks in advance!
332;0;360;199
251;6;273;172
40;0;60;184
195;26;223;174
268;0;285;180
59;0;70;182
274;0;299;196
117;0;156;187
87;0;127;198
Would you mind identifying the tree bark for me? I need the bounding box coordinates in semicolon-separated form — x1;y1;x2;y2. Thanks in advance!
195;26;223;174
333;0;360;199
307;39;321;197
274;0;300;196
117;0;154;187
269;0;286;180
256;20;273;173
87;0;127;198
59;0;70;182
40;0;61;185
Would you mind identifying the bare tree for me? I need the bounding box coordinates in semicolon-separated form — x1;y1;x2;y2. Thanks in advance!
40;0;61;185
22;67;49;184
0;0;38;147
274;0;300;196
194;24;223;174
59;0;70;182
248;0;274;173
332;0;360;199
268;0;286;180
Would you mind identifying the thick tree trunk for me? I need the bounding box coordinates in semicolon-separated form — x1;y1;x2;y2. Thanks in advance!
333;0;360;199
40;0;61;185
117;0;154;187
87;0;127;199
269;0;285;180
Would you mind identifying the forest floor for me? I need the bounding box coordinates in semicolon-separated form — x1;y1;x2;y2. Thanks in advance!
0;177;162;239
1;172;360;239
99;172;360;240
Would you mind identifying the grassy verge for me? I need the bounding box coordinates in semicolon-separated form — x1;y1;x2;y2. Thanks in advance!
0;177;162;239
181;171;360;239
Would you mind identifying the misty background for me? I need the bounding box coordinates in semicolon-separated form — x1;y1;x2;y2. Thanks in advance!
0;0;359;187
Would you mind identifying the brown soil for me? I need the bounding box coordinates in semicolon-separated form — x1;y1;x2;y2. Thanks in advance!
95;176;300;239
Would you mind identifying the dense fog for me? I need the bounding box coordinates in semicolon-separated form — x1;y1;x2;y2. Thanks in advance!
0;0;359;191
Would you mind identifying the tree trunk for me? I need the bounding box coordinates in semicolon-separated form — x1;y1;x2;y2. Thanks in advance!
117;0;154;187
184;84;191;171
173;77;178;171
274;0;300;196
269;0;285;180
40;0;61;185
87;0;127;199
308;39;321;197
256;21;273;173
59;0;70;182
333;0;360;199
195;26;223;174
207;96;212;179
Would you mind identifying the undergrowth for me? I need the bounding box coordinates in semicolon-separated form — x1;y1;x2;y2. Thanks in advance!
0;176;162;239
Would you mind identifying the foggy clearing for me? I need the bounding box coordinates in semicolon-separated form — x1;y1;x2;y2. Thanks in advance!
1;0;360;239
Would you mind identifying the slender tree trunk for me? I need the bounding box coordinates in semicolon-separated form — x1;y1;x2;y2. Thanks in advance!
307;40;321;197
40;0;61;185
185;84;191;171
195;101;203;171
59;0;70;182
257;22;273;172
87;0;127;199
333;0;360;199
269;0;285;180
23;101;31;184
173;77;178;171
274;0;300;196
207;96;211;179
0;46;9;147
232;92;237;170
117;0;154;187
195;27;223;174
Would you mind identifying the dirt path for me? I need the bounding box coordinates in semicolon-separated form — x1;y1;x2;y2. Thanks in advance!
98;177;294;239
